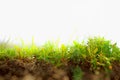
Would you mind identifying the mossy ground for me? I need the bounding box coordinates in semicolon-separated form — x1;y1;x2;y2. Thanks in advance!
0;37;120;80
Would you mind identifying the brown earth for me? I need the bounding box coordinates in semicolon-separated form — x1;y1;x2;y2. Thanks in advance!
0;59;120;80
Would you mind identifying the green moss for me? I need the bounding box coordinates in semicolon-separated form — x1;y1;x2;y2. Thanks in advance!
0;36;120;70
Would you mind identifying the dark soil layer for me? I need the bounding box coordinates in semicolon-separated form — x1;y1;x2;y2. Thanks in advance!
0;59;120;80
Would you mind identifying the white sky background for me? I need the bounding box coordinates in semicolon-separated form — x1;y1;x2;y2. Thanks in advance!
0;0;120;46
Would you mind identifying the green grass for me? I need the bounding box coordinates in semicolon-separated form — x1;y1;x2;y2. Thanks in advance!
0;36;120;70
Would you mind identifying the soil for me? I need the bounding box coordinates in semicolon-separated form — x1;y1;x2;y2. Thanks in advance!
0;59;120;80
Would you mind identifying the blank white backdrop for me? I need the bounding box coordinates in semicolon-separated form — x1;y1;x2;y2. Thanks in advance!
0;0;120;46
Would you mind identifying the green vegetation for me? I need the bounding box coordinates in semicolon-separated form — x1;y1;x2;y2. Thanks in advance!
0;36;120;79
72;66;83;80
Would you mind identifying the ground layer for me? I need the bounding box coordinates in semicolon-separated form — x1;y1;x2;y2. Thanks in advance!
0;59;120;80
